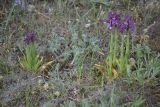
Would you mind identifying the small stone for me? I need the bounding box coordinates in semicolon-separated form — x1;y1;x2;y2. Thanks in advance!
76;19;79;22
43;83;49;90
54;91;60;97
38;79;44;85
0;75;3;80
27;4;35;12
68;20;71;24
85;23;91;28
129;58;136;67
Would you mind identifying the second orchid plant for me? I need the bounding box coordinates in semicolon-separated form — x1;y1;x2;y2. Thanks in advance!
103;11;135;77
20;32;42;72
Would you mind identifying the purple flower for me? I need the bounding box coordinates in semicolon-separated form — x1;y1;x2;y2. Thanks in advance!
24;32;36;44
102;11;136;33
103;11;121;30
119;16;135;33
15;0;21;5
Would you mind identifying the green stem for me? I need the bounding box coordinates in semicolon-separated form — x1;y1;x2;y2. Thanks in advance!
107;31;114;77
125;33;130;64
113;30;118;64
120;35;124;60
109;32;114;56
119;35;125;72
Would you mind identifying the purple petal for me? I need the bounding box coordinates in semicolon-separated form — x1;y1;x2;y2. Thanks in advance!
24;32;36;44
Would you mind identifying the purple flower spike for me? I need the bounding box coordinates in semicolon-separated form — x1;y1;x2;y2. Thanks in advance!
119;16;135;33
103;11;121;30
24;32;36;44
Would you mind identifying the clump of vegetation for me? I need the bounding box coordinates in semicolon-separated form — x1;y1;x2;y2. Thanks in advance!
0;61;10;74
94;11;136;83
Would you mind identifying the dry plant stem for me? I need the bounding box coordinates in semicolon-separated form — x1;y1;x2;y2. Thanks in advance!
35;10;51;20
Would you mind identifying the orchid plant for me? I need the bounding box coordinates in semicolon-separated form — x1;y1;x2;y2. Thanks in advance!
103;11;121;77
20;32;42;72
97;11;135;78
118;15;135;74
